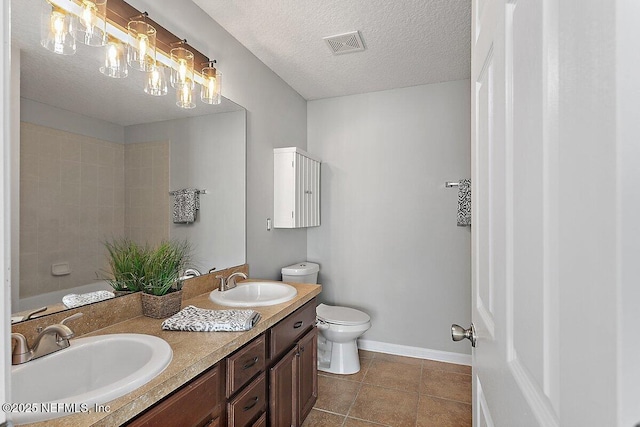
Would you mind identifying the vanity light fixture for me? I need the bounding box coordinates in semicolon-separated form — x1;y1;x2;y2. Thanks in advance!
99;36;128;78
43;0;222;108
41;0;76;55
170;43;194;89
200;60;222;105
176;82;196;109
144;64;168;96
127;14;156;72
70;0;107;47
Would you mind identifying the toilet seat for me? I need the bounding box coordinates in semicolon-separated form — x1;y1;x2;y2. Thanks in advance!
316;303;370;326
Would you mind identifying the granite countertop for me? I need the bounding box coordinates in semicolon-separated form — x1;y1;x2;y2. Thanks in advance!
20;281;321;427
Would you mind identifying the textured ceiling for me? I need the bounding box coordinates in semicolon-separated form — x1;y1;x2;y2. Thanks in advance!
192;0;471;100
12;0;242;128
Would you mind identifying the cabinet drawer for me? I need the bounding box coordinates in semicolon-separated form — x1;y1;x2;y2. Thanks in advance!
127;363;222;427
270;298;317;359
252;412;267;427
227;335;266;398
227;373;267;427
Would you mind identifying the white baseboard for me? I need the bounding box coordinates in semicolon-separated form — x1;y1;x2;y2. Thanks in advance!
357;339;472;366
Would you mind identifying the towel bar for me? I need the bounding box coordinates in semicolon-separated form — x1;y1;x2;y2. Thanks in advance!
169;189;208;195
445;182;460;188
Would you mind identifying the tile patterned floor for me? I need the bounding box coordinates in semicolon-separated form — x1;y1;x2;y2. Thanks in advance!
302;350;472;427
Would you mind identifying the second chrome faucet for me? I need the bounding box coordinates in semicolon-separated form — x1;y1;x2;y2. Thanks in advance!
217;272;248;292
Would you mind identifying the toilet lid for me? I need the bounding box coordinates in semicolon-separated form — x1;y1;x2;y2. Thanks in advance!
316;304;370;326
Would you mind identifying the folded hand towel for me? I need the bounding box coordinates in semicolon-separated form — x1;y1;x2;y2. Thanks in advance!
161;305;261;332
172;188;200;224
457;178;471;227
62;290;115;308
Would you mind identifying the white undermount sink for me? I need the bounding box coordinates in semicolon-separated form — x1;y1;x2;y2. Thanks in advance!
11;333;172;425
209;281;298;307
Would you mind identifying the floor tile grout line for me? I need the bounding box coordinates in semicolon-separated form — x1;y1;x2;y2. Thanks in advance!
321;359;470;397
416;362;424;427
305;407;348;426
353;381;421;395
419;392;473;406
318;374;362;382
345;415;393;426
343;380;364;421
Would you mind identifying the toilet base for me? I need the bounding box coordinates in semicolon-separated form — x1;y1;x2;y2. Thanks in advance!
318;339;361;375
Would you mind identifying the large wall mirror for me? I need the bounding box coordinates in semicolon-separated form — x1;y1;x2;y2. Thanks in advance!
10;0;246;320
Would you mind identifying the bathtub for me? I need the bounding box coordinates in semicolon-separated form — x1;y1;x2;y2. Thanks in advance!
17;280;113;313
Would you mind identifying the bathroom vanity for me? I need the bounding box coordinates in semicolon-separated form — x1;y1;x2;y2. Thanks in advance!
11;276;320;427
127;298;318;427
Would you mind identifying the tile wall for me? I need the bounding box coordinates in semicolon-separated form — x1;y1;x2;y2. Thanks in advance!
124;141;169;246
19;123;169;299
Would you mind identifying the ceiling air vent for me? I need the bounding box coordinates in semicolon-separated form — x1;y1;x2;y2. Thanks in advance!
323;31;366;55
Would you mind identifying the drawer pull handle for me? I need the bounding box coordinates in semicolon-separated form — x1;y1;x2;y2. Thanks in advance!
243;396;259;412
293;321;303;329
242;356;259;370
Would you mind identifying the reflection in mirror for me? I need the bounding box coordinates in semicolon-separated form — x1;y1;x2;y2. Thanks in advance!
11;0;246;321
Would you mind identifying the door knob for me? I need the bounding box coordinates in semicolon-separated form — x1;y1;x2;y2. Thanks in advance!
451;323;476;347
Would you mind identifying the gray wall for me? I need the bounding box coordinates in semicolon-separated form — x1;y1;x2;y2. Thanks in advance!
307;80;471;354
128;0;308;279
21;98;125;143
125;111;246;272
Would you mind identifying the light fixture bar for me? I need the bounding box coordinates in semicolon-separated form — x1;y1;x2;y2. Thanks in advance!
48;0;209;85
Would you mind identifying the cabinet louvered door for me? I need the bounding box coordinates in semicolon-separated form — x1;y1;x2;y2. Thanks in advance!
312;159;320;226
274;148;321;228
302;154;315;227
295;151;304;227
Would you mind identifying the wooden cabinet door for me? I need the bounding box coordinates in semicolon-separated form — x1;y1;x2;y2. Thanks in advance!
127;364;222;427
269;346;298;427
297;328;317;426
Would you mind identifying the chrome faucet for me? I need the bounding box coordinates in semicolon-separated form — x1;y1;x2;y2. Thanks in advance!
217;272;247;292
179;268;201;281
11;312;83;365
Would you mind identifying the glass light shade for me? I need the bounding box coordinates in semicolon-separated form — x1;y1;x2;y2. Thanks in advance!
170;47;194;89
127;21;156;72
144;64;168;96
41;2;76;55
200;66;222;105
99;38;128;78
176;83;196;109
70;0;107;46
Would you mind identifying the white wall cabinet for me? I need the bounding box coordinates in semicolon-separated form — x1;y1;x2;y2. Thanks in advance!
274;147;321;228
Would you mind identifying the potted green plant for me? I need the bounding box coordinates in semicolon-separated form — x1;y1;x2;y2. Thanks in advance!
139;240;192;319
102;239;149;296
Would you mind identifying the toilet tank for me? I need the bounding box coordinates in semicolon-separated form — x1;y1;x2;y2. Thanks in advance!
281;262;320;284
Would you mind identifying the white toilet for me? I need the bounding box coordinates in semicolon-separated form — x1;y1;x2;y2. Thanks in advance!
281;262;372;375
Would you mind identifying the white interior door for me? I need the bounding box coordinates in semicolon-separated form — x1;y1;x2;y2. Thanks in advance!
471;0;559;425
469;0;640;425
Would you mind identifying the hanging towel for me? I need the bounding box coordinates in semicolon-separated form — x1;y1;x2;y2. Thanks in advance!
62;290;115;308
172;188;200;224
161;305;261;332
457;179;471;227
